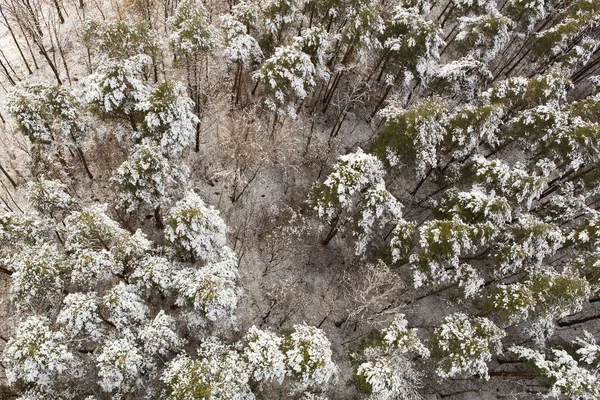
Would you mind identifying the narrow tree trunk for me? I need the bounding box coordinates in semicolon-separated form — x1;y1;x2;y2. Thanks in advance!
0;5;32;74
0;162;17;189
32;36;62;84
22;0;44;37
0;49;21;82
55;29;71;84
195;120;201;152
322;216;340;246
11;0;40;69
322;70;343;113
0;58;15;85
52;0;65;23
74;146;93;179
154;206;164;229
410;167;435;196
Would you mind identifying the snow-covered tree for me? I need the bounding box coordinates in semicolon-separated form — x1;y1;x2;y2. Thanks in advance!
6;81;92;177
7;243;65;309
484;283;536;324
26;178;76;220
135;81;199;156
355;356;423;400
84;55;151;130
97;335;145;393
242;325;287;383
492;215;564;275
381;5;442;85
444;104;503;158
430;313;505;379
0;210;46;253
103;283;149;330
221;13;263;66
162;337;254;400
293;28;330;80
375;98;447;179
139;311;184;358
263;0;304;40
533;0;600;69
81;19;157;59
281;324;337;389
56;292;104;341
172;253;239;323
309;148;403;252
505;0;546;31
338;0;383;56
254;44;316;118
111;142;186;216
4;316;75;392
7;81;86;146
511;346;600;399
165;191;228;262
436;187;511;225
484;268;589;331
64;204;150;259
575;331;600;367
473;156;548;210
130;255;174;294
355;315;429;400
410;218;496;294
453;12;512;63
68;248;115;285
168;0;218;56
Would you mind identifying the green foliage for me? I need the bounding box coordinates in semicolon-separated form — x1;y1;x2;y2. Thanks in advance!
7;82;85;145
444;104;502;157
169;0;217;55
568;95;600;122
484;283;537;324
390;221;416;263
436;188;511;225
529;270;590;319
374;98;447;178
81;19;156;59
430;313;505;379
382;6;442;83
492;216;564;275
411;218;496;293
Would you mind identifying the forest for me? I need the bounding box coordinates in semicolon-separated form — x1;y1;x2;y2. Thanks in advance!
0;0;599;397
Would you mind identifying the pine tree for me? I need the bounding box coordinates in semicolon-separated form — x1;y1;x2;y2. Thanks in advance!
430;313;505;380
83;55;152;130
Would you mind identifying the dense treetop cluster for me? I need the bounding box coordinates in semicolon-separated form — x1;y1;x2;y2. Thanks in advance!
0;0;600;397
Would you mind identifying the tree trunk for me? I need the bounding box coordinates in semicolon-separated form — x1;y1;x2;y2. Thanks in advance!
322;216;340;245
0;49;21;81
154;206;164;229
0;57;16;85
0;5;32;74
74;146;93;179
52;0;65;23
32;35;62;85
0;162;17;189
